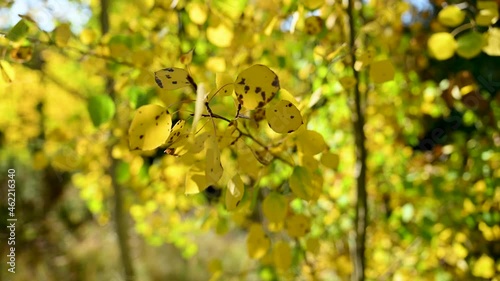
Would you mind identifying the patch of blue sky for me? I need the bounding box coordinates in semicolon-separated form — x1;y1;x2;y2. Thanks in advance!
0;0;91;33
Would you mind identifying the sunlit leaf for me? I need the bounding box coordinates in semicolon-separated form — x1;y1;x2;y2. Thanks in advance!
265;100;303;134
164;120;189;149
476;1;498;26
483;28;500;56
428;32;457;60
234;64;280;110
297;130;327;155
207;23;233;48
80;28;96;45
0;60;15;83
185;165;208;195
215;72;234;97
320;151;340;170
472;255;495;278
186;2;208;25
154;67;193;90
87;94;116;127
128;104;172;150
438;5;465;27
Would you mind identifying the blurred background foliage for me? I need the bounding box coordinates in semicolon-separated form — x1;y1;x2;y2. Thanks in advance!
0;0;499;280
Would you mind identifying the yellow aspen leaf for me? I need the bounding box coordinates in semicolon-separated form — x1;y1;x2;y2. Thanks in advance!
225;174;244;211
273;241;292;271
215;72;234;97
189;131;210;154
285;214;311;238
128;104;172;151
206;133;223;185
428;32;457;60
186;2;208;25
54;23;71;47
205;57;226;73
218;121;239;147
357;48;376;66
154;67;194;90
297;130;327;155
185;165;208;195
264;16;279;36
456;31;484;59
277;89;299;107
80;28;96;45
476;1;498;26
265;100;303;134
304;16;323;35
247;224;270;259
483;28;500;56
180;48;194;65
320;151;340;170
438;5;465;27
289;166;313;200
369;59;395;83
300;154;319;172
339;76;357;90
472;255;495;278
164;120;189;148
262;192;288;223
234;64;280;110
302;0;325;10
0;60;15;83
207;23;233;48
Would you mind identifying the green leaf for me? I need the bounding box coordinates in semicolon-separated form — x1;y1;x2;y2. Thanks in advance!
456;31;484;59
87;95;116;127
6;19;29;42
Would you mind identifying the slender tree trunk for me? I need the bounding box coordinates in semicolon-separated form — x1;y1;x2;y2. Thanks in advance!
100;0;135;280
347;0;368;281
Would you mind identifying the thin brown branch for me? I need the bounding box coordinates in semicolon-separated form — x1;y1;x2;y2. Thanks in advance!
347;0;368;281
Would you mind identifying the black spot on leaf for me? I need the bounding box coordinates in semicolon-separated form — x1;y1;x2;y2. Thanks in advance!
272;76;280;88
155;77;163;88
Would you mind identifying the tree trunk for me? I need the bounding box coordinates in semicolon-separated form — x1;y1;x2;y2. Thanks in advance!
100;0;135;280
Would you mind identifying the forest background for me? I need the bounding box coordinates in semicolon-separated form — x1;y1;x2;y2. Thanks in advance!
0;0;499;280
